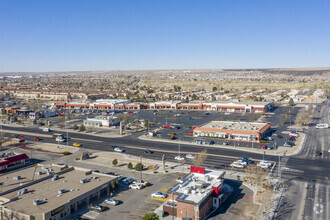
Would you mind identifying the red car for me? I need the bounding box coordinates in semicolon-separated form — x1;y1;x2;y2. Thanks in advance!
289;136;296;139
261;144;267;149
163;125;171;129
34;137;40;141
128;111;133;114
59;114;64;116
169;136;176;140
186;131;193;134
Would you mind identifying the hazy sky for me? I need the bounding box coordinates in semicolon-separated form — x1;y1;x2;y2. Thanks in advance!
0;0;329;72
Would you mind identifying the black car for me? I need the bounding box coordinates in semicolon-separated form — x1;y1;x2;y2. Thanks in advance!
105;172;115;175
277;135;283;139
175;126;181;129
111;145;117;149
315;151;322;156
223;141;230;145
144;149;153;154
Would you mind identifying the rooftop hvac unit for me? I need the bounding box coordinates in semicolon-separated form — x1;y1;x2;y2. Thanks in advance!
184;187;191;194
33;199;43;206
13;176;21;180
18;188;28;195
191;189;197;194
58;188;66;194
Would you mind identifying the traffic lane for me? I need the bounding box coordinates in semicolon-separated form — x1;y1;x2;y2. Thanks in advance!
2;125;277;161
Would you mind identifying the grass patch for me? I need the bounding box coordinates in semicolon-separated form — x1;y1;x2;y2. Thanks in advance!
75;157;80;160
278;123;286;126
62;151;72;155
152;121;159;124
168;132;176;135
184;126;192;129
153;171;158;174
260;140;270;144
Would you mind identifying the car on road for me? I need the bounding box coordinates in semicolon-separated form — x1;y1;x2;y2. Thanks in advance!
186;154;195;159
175;126;181;129
55;137;65;142
111;145;117;149
277;135;283;139
223;141;230;145
169;136;176;140
73;142;81;147
89;204;105;212
151;192;167;198
175;156;185;161
123;178;134;185
328;149;330;153
267;145;273;150
261;144;267;149
105;172;115;175
114;147;124;153
34;137;40;141
104;198;119;205
315;151;322;156
241;157;253;164
186;131;193;135
144;149;153;154
129;184;142;190
93;170;100;173
163;125;171;129
230;161;246;168
258;160;272;168
59;114;64;116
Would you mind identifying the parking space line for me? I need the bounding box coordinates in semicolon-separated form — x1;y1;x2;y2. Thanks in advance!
161;187;169;192
129;213;144;217
136;209;149;212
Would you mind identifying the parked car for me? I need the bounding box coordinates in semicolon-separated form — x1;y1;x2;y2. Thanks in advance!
261;144;267;149
283;142;292;147
144;149;153;154
209;140;215;145
169;136;176;140
89;204;105;212
223;141;230;145
186;131;193;135
123;178;134;185
163;125;171;129
267;145;273;150
34;137;40;141
59;114;64;116
175;126;181;129
133;180;149;187
104;198;119;205
105;172;115;175
73;142;81;147
241;157;253;164
129;184;142;190
176;178;184;183
114;147;124;153
55;137;65;142
277;135;283;139
175;156;185;161
186;154;195;159
151;192;167;198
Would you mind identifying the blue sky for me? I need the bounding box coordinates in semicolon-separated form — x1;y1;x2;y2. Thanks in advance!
0;0;329;72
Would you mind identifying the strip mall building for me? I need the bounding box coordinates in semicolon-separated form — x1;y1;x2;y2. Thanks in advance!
53;99;273;113
193;121;271;142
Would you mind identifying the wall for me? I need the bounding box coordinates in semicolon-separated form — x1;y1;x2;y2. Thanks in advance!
177;201;195;219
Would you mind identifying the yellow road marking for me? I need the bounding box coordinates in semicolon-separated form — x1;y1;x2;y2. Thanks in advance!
161;188;169;192
141;189;147;192
242;202;248;205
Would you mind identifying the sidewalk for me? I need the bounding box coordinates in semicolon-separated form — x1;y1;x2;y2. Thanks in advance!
139;133;305;157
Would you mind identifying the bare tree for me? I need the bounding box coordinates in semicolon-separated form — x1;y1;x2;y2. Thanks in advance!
192;149;208;166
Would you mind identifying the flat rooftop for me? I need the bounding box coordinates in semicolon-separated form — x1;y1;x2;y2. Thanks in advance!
1;166;116;216
0;165;62;194
198;121;268;132
170;169;225;204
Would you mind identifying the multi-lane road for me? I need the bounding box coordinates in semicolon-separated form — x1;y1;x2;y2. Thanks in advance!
274;100;330;220
1;100;329;220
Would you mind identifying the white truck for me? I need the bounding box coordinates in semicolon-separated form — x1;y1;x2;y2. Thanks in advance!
315;124;329;129
43;127;50;132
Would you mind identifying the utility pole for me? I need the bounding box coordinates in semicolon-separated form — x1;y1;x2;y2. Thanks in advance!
278;153;281;179
140;156;143;182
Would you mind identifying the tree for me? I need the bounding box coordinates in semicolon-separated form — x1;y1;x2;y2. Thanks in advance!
135;162;143;171
127;162;133;169
112;159;118;166
142;213;159;220
144;120;149;129
79;124;86;132
288;98;294;106
192;149;208;166
73;124;79;130
212;86;217;92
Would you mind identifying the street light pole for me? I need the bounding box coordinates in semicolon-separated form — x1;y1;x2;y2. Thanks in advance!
178;137;182;166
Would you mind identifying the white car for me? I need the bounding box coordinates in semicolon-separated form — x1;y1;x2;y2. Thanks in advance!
129;184;142;190
151;192;167;198
230;161;245;168
104;198;119;205
328;149;330;153
259;160;272;166
56;138;65;142
257;163;270;169
289;133;299;137
175;156;185;161
185;154;195;159
114;147;124;153
176;178;184;183
237;159;247;166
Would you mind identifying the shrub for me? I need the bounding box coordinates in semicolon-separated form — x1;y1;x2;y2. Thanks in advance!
75;157;80;160
165;170;168;173
168;132;176;135
62;151;72;155
112;159;118;166
142;213;160;220
79;124;86;132
184;126;191;129
135;162;143;171
170;167;175;169
153;171;158;174
73;124;79;130
127;162;133;169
